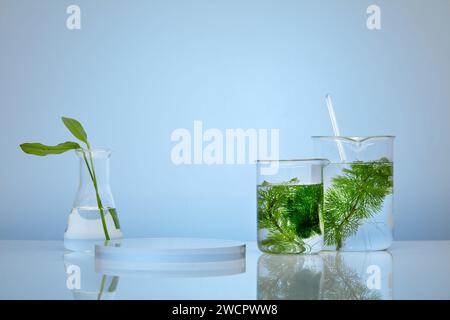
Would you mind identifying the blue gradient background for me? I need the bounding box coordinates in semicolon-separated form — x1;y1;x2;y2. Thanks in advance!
1;0;449;240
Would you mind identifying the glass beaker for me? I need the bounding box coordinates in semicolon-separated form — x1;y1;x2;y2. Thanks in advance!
64;148;123;251
312;136;394;251
256;159;329;254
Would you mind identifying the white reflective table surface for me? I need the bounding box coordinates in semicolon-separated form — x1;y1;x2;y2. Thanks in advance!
0;240;449;300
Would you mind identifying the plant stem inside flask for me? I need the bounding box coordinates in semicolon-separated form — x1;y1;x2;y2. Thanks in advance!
82;147;110;240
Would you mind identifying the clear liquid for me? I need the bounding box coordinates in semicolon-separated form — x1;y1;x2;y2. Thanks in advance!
64;207;123;252
323;162;393;251
257;182;324;254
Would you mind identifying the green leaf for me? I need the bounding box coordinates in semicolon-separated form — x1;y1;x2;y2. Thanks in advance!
20;141;81;156
108;208;121;229
61;117;88;145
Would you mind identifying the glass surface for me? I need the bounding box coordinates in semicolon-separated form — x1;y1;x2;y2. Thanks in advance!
64;149;123;252
1;240;450;299
312;136;394;251
256;159;329;254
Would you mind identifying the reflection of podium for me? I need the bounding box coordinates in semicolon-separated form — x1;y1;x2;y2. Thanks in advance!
258;251;393;300
63;238;246;300
94;238;246;277
64;252;119;300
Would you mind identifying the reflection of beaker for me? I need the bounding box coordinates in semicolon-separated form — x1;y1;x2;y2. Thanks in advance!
312;136;394;251
257;251;393;300
64;149;123;252
257;254;323;300
64;252;119;300
319;251;393;300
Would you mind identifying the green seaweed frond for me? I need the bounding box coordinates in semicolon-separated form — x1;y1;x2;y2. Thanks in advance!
324;158;393;249
258;178;323;253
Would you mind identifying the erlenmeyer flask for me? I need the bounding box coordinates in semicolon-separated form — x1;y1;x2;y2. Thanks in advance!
64;148;123;251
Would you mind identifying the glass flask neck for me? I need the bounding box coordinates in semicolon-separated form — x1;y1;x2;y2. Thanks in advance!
74;149;115;209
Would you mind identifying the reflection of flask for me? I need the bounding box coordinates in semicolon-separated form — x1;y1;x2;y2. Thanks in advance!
64;252;119;300
319;251;393;300
64;149;122;252
95;238;246;277
257;254;323;300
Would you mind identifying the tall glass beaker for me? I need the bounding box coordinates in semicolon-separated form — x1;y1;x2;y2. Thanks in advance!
64;148;123;251
312;136;394;251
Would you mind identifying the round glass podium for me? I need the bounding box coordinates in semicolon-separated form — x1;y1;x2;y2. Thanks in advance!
94;238;246;277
